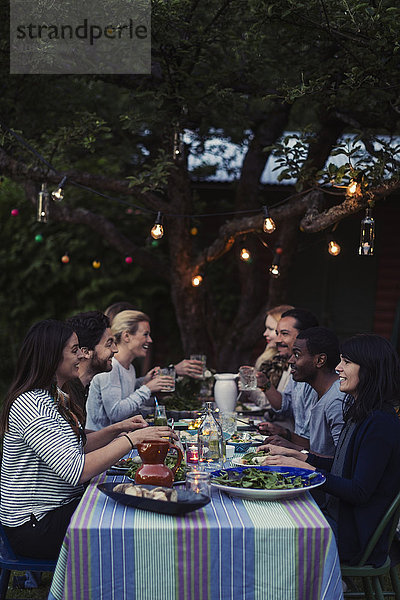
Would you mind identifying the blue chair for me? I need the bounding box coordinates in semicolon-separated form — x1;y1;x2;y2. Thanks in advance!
0;524;56;599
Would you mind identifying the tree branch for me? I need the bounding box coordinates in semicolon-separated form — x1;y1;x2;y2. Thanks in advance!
300;181;400;232
23;181;170;280
195;190;318;270
0;148;169;213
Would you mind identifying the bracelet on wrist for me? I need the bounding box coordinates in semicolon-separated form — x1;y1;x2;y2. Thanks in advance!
123;434;135;450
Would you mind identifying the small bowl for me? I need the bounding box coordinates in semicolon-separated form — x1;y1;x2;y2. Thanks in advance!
226;441;252;454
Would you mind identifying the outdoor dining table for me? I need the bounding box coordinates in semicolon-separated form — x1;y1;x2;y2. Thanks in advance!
48;462;344;600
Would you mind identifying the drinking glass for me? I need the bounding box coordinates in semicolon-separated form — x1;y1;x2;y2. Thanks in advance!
190;354;207;378
220;411;237;439
154;404;168;426
239;366;257;390
185;471;211;497
160;366;176;392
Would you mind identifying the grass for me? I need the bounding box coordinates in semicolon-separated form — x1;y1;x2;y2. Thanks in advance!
3;572;52;599
2;567;400;599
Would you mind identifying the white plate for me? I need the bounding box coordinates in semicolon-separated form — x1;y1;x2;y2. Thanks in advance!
210;466;325;500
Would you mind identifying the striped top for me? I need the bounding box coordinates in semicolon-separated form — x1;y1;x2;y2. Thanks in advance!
0;389;85;527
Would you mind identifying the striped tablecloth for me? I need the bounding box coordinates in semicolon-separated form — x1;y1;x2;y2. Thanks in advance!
49;470;343;600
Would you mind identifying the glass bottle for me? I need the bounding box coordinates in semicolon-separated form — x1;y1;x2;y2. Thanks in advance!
197;402;224;471
358;208;375;256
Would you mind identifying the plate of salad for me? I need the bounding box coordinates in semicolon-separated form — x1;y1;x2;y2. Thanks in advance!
210;466;325;500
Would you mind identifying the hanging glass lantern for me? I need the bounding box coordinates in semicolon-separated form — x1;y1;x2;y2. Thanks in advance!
37;184;50;223
358;208;375;256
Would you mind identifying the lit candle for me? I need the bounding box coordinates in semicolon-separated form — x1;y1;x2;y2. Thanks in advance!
186;445;199;464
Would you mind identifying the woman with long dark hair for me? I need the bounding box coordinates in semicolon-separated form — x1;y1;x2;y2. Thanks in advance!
0;320;172;560
262;334;400;566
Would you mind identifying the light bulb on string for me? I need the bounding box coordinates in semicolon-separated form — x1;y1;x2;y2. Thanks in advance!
37;183;50;223
358;207;375;256
240;248;251;262
262;206;276;234
151;212;164;240
52;176;67;201
328;240;341;256
347;180;358;197
192;274;203;287
269;264;280;278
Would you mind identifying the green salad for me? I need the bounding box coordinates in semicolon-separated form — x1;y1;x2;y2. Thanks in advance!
240;450;270;465
126;455;191;483
211;468;318;489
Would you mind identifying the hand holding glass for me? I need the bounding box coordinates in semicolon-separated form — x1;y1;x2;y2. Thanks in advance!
190;354;207;378
160;367;176;392
239;366;257;390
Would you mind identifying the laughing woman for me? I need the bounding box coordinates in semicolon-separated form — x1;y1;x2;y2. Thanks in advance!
86;310;173;430
261;334;400;567
0;320;172;559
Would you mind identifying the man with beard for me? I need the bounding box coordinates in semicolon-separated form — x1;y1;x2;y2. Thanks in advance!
258;308;319;449
65;311;118;425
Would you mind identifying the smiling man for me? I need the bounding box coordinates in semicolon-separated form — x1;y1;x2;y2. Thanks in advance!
65;311;118;422
259;308;319;448
289;327;345;456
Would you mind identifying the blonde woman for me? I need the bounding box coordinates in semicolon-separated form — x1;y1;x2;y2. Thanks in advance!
255;304;294;371
86;310;173;430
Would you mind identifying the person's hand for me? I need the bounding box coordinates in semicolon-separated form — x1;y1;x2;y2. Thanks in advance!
261;453;315;470
262;434;305;450
175;359;204;378
129;426;178;445
257;443;304;460
142;366;161;384
119;415;148;432
258;422;289;437
256;371;269;389
145;375;175;393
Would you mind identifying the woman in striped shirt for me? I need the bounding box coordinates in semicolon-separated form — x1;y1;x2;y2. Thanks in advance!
0;319;173;560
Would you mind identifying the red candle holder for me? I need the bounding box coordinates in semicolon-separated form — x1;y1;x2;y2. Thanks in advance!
186;444;199;464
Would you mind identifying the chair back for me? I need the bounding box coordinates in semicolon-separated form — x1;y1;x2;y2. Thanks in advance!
357;490;400;567
0;524;18;562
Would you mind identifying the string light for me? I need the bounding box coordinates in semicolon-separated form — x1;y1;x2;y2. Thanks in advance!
52;176;67;201
192;274;203;287
151;211;164;240
240;248;251;261
262;206;276;234
11;208;19;216
347;180;358;196
92;260;101;269
61;254;70;264
37;183;50;223
358;208;375;256
328;240;341;256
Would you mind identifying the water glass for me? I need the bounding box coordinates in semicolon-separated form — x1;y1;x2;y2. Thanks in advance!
160;366;176;392
185;471;211;497
154;404;168;426
220;411;237;439
239;366;257;390
190;354;207;378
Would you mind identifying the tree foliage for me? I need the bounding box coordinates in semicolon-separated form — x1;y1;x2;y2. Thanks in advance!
0;0;399;379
